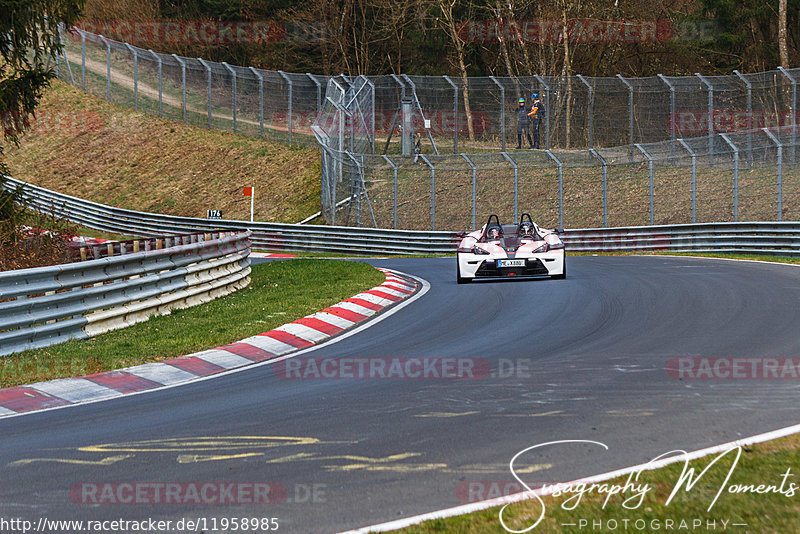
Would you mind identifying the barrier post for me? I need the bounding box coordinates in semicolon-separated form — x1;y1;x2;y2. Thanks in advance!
763;128;784;220
719;133;740;221
577;75;594;149
222;62;237;133
589;149;608;227
171;54;187;122
677;139;698;223
197;58;213;128
461;154;477;229
546;150;564;228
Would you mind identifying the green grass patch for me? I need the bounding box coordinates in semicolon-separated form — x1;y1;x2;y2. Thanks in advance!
0;259;384;388
397;433;800;533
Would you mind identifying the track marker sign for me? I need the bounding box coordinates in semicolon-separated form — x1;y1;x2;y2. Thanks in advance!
206;209;222;220
243;186;254;222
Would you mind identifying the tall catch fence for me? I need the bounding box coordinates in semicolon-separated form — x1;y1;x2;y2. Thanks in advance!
53;26;800;153
48;26;800;230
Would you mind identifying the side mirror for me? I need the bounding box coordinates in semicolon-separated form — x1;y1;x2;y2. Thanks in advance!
554;227;564;234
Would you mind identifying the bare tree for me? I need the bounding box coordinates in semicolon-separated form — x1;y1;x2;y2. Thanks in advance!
436;0;475;141
779;0;789;67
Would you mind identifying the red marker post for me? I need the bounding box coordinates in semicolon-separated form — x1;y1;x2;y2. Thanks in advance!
243;186;254;222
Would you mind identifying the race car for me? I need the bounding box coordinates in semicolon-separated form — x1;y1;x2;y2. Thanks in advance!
456;213;565;283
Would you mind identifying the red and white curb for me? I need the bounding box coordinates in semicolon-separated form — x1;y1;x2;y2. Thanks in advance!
0;268;418;417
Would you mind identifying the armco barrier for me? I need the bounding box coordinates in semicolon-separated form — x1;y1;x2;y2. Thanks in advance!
4;176;800;256
0;231;251;356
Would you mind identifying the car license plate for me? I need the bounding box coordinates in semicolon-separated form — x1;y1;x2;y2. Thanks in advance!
499;259;525;268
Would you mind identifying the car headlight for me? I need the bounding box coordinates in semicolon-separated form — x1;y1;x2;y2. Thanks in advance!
532;243;549;253
549;241;565;250
472;245;491;255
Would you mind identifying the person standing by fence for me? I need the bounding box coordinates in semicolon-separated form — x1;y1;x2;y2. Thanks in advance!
516;97;533;149
528;93;545;149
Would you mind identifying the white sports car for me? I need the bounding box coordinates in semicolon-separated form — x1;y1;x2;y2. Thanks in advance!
455;214;566;283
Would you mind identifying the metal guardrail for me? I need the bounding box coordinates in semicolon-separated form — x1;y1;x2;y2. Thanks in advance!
4;176;800;256
0;230;251;356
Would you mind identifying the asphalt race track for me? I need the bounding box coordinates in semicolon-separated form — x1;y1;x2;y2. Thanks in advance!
2;255;800;533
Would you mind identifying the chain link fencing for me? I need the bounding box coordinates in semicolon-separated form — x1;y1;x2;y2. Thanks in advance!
49;26;800;230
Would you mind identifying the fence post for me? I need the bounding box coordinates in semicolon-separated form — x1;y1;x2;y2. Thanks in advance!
719;133;739;221
345;152;376;228
418;154;436;230
80;30;86;90
197;58;212;129
696;73;715;165
501;152;519;221
250;67;265;137
634;144;655;225
124;43;138;110
382;155;398;229
222;62;237;133
56;25;75;85
171;54;186;122
545;150;564;229
402;74;439;155
443;75;459;154
148;50;162;116
778;67;797;167
617;74;634;161
99;35;111;102
589;149;608;227
761;128;783;221
577;75;594;149
461;154;477;229
54;24;62;78
307;73;323;112
534;75;551;150
677;139;697;223
658;74;676;159
279;71;293;144
763;128;783;221
733;70;753;167
489;76;506;151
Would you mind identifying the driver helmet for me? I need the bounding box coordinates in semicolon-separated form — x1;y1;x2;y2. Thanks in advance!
487;225;503;240
519;221;534;237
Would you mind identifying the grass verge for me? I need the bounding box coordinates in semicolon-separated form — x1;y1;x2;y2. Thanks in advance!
2;81;321;224
0;259;384;388
399;433;800;533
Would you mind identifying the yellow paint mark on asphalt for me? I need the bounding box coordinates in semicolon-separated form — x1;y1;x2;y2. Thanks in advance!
415;411;479;418
177;453;265;464
264;453;317;464
79;436;322;453
264;452;448;472
498;410;572;417
606;409;654;417
447;463;553;474
9;455;133;467
327;462;449;472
